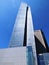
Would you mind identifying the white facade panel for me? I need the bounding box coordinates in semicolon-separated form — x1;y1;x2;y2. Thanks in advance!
0;47;27;65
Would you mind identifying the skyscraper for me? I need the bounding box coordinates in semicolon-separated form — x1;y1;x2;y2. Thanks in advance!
0;3;38;65
9;3;38;65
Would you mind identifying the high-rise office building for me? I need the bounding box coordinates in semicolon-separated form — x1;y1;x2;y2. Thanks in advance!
0;3;38;65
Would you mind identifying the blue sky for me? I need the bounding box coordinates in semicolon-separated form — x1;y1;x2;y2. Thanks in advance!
0;0;49;48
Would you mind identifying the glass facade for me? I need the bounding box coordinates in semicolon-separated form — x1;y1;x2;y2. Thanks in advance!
38;53;49;65
26;46;34;65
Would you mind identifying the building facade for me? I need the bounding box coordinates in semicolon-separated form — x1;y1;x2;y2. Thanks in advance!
38;53;49;65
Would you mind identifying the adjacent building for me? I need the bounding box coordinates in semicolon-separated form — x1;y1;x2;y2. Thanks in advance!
34;30;49;54
34;30;49;65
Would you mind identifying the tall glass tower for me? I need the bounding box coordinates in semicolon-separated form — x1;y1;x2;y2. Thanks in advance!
9;3;35;47
8;3;37;65
9;3;27;47
9;3;38;65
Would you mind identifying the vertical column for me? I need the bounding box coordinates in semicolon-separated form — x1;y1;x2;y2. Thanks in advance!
27;6;38;65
